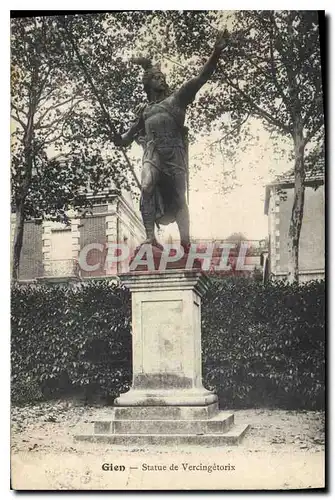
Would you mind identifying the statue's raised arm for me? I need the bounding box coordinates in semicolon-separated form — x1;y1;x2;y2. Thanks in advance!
176;29;230;108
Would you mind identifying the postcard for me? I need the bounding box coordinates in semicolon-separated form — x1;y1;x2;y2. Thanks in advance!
10;10;325;491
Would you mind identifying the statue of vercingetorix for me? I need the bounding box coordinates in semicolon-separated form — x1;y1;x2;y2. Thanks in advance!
113;30;230;251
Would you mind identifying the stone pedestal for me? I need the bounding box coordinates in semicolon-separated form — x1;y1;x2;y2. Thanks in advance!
115;270;216;407
75;270;249;446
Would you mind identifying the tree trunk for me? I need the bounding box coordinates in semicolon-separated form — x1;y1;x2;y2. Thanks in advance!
11;66;37;280
12;152;32;281
12;201;25;281
287;130;305;283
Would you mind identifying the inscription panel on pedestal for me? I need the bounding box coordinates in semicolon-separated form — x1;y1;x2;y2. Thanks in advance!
141;300;183;373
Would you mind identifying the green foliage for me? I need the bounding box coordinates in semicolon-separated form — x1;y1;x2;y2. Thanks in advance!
11;14;146;222
11;377;44;406
11;280;132;404
11;277;325;409
202;277;325;409
11;13;149;277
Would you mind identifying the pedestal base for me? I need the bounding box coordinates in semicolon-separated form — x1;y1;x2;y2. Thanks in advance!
114;388;218;406
75;403;249;446
74;270;249;447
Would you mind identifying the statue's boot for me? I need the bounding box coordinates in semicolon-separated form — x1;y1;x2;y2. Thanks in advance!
140;200;163;250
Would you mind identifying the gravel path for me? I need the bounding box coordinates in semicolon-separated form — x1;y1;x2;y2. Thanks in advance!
11;401;325;490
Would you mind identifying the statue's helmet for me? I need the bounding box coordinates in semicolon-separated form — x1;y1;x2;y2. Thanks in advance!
131;56;169;98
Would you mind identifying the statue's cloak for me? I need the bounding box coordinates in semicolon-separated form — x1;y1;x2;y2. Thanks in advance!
140;139;188;226
135;100;189;227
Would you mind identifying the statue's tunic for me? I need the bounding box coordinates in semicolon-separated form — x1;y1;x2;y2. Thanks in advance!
136;94;188;226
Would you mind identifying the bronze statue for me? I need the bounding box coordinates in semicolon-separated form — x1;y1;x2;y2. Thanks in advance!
114;30;229;251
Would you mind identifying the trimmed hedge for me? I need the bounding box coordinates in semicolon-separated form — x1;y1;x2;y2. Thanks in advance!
11;277;325;409
11;281;132;404
202;277;325;410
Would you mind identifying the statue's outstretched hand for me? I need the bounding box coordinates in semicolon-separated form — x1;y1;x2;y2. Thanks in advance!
214;29;230;52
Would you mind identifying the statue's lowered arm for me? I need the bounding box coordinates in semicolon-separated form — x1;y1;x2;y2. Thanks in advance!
113;114;144;147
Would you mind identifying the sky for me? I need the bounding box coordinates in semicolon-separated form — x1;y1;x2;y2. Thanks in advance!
187;127;291;241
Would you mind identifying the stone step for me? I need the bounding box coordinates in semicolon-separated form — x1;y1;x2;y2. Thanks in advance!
75;424;249;446
114;402;219;421
94;412;234;435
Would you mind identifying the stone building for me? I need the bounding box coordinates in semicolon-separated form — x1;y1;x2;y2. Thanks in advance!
264;168;325;282
10;188;145;283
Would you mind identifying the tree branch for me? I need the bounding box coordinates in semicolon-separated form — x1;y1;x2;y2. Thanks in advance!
268;23;291;110
252;14;295;121
44;132;65;146
59;16;141;190
303;120;324;146
35;95;82;129
38;86;56;107
281;14;302;125
35;97;81;148
11;112;26;131
11;103;29;131
302;95;322;128
35;65;53;103
11;102;28;118
207;113;250;148
246;54;291;117
219;63;291;135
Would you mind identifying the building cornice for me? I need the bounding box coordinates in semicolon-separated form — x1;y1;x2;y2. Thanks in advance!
264;177;324;215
